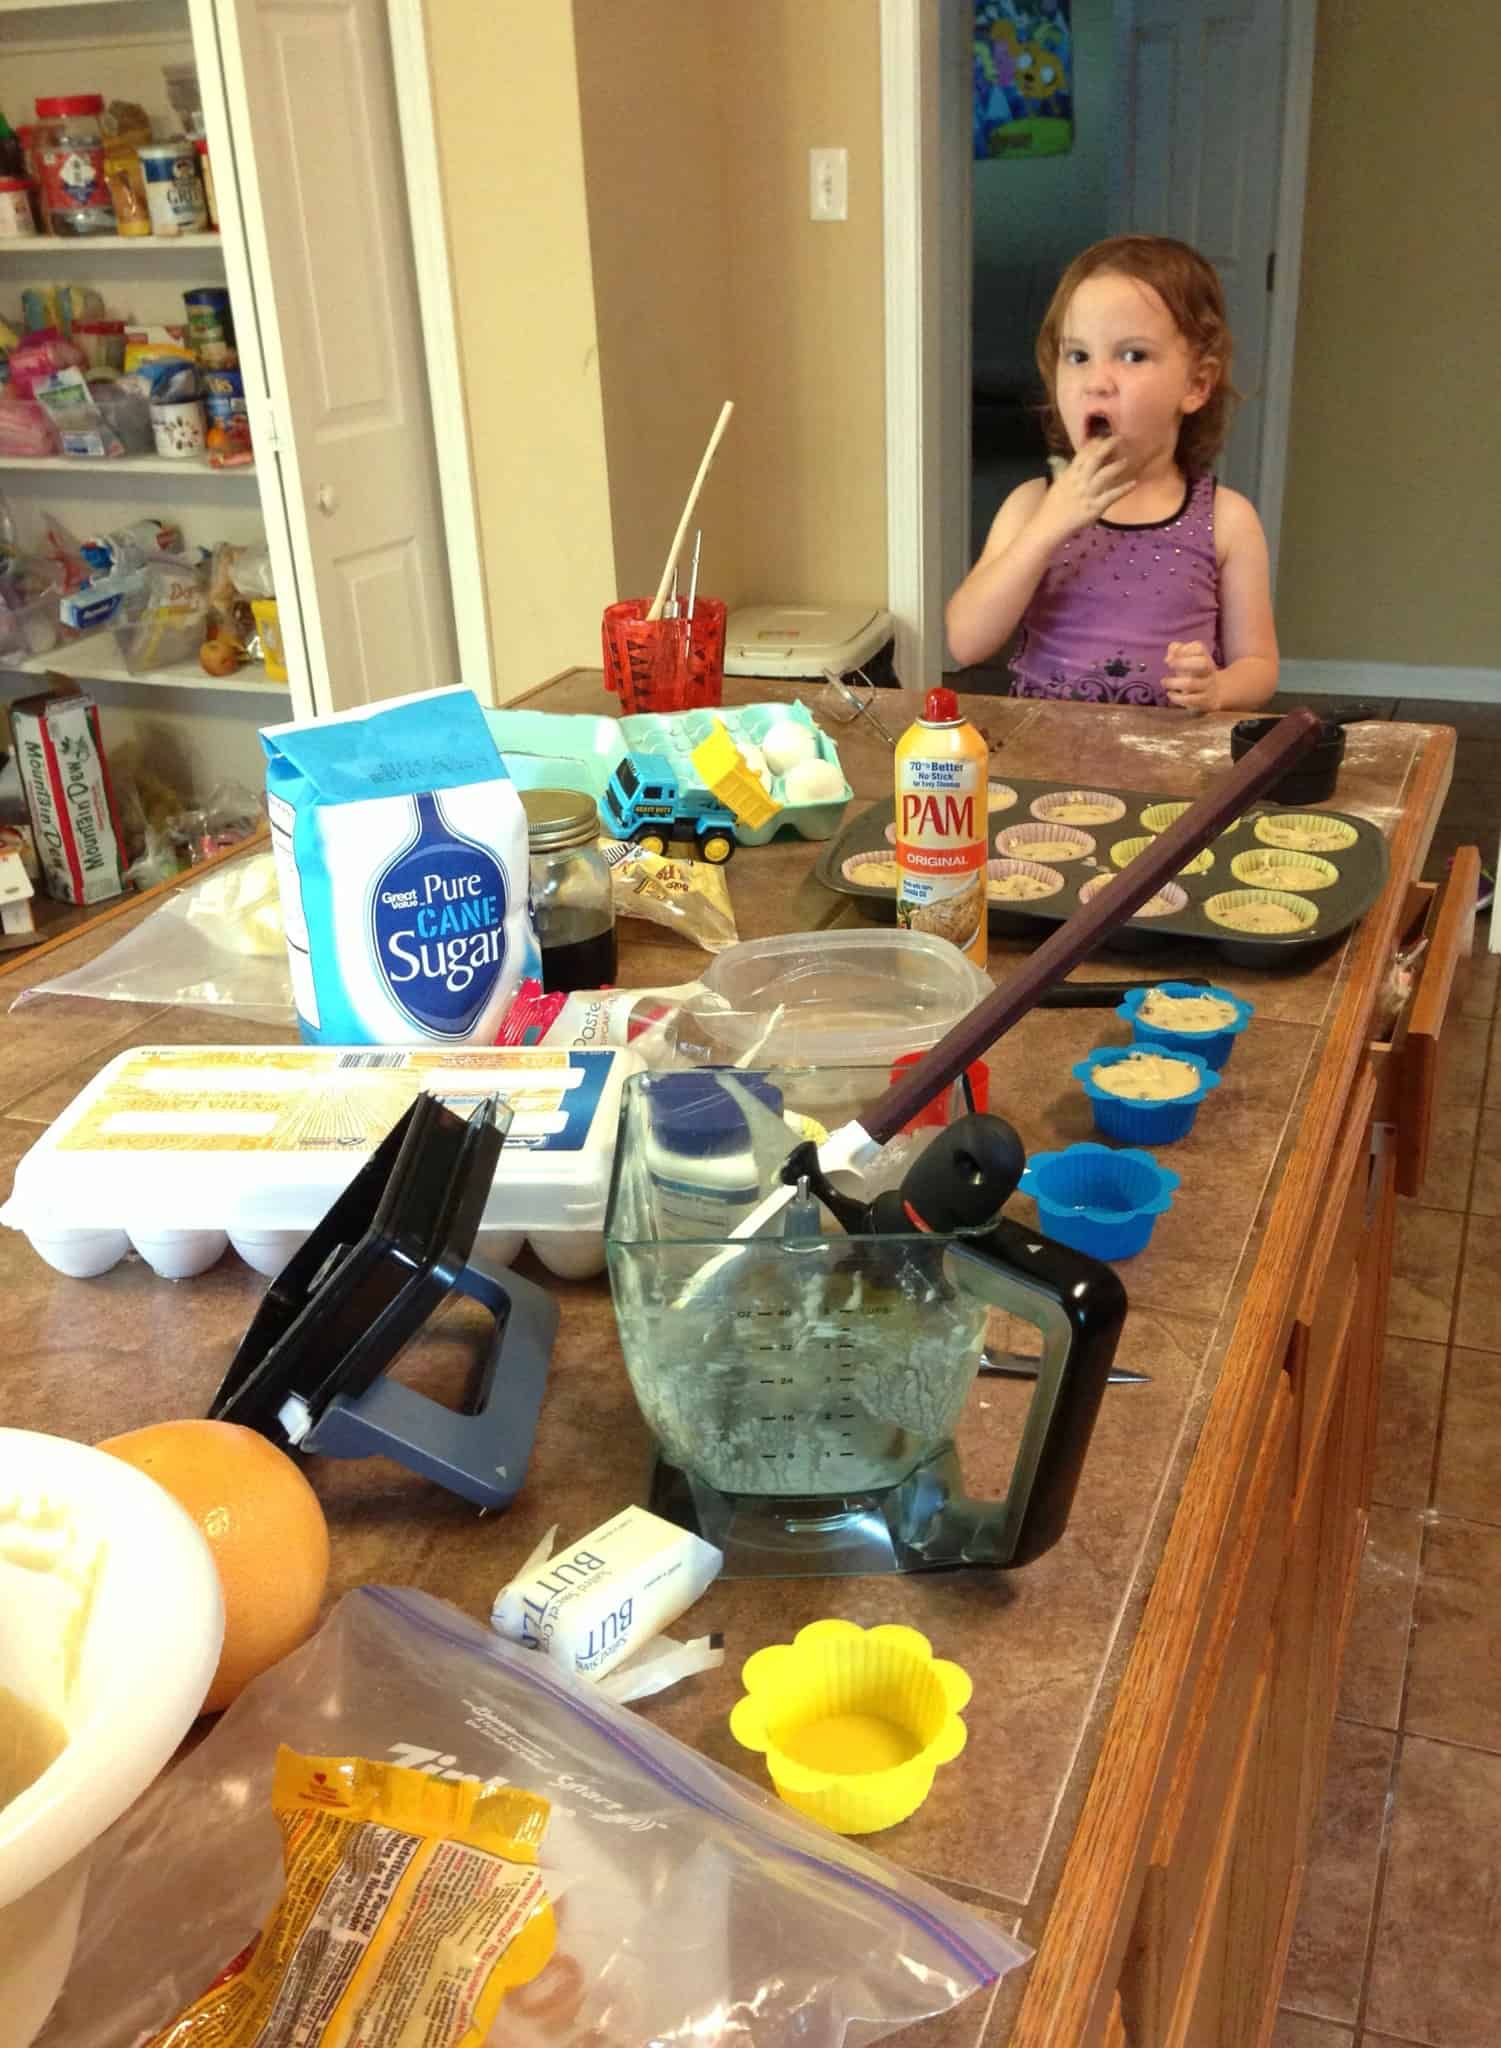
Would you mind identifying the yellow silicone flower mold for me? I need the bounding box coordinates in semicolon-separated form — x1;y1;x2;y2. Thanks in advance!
729;1618;971;1835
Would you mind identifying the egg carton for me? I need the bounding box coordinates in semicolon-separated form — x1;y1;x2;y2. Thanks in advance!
486;701;852;844
0;1044;640;1282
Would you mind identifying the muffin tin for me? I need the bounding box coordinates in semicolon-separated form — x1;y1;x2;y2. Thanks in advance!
816;776;1389;965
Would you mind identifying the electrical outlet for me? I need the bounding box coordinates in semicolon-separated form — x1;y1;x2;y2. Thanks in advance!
809;147;848;222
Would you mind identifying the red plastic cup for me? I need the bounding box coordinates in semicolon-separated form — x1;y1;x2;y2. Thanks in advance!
888;1054;991;1136
602;597;726;713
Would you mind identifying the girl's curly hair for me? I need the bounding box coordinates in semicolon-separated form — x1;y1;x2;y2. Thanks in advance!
1035;235;1239;473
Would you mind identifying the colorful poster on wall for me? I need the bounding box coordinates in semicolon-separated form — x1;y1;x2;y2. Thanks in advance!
974;2;1074;160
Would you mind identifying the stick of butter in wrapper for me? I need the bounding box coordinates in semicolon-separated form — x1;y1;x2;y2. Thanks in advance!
492;1506;722;1682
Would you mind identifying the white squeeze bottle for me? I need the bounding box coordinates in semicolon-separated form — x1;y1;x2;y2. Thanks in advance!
894;686;988;969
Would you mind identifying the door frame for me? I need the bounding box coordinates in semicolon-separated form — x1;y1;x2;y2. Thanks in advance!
386;0;494;702
883;0;1317;682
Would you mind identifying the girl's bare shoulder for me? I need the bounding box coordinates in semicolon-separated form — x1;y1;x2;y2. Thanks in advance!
1212;483;1268;562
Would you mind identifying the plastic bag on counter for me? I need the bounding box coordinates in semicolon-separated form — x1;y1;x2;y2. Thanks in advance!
13;848;294;1024
41;1587;1025;2048
164;778;265;865
602;837;739;953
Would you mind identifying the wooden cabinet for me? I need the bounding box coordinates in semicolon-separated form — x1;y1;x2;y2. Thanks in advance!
1110;845;1476;2048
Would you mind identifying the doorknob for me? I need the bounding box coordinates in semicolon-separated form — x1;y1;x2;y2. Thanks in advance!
316;485;338;516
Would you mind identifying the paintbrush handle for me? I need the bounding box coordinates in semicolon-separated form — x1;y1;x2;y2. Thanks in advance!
865;708;1322;1145
646;403;734;622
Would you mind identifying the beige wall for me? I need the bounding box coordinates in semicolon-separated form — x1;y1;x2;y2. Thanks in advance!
424;3;617;702
1277;0;1499;668
574;0;888;614
574;1;740;607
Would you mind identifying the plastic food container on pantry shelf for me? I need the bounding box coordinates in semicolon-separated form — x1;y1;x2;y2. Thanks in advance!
0;1044;641;1283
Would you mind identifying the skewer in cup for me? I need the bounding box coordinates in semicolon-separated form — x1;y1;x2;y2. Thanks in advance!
646;401;734;621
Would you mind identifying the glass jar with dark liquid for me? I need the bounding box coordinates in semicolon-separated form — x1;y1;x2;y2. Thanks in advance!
520;788;618;992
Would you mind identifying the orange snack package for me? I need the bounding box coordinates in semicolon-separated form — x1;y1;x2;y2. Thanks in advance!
143;1747;556;2048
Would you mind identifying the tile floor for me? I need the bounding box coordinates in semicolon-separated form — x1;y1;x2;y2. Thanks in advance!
946;681;1501;2044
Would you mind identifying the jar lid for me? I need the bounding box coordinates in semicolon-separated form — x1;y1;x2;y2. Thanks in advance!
35;95;104;117
521;787;601;851
0;177;27;192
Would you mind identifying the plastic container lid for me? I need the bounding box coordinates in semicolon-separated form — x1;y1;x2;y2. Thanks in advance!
724;603;893;678
34;95;104;118
0;1044;641;1282
645;1070;783;1160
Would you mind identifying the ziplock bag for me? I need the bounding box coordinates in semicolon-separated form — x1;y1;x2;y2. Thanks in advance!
13;848;295;1024
42;1586;1026;2048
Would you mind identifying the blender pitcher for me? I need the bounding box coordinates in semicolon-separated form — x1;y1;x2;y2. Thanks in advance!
605;1067;1126;1578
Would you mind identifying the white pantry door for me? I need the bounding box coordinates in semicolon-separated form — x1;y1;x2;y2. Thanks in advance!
213;0;460;711
1112;0;1286;501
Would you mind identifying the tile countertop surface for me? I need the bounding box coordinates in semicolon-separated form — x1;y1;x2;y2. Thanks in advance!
2;678;1452;2047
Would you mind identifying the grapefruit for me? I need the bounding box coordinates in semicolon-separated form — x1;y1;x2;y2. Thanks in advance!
99;1419;330;1715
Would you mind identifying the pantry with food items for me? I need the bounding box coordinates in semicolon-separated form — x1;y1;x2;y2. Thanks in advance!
0;0;466;825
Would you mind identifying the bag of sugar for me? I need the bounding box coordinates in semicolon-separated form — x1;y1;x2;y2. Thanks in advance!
262;686;540;1045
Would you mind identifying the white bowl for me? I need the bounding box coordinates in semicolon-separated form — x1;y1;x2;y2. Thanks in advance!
0;1430;224;2048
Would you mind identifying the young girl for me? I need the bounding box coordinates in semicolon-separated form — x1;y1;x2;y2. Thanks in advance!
946;234;1278;713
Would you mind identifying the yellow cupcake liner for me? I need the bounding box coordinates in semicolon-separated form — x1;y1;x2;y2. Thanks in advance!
1029;788;1127;826
1079;871;1188;919
994;820;1095;862
1253;812;1359;853
730;1619;971;1835
1204;888;1319;936
1230;848;1339;891
1140;800;1190;833
1110;834;1214;877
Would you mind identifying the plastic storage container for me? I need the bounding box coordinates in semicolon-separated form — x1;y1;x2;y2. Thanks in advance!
33;94;112;236
0;1044;642;1282
696;926;991;1067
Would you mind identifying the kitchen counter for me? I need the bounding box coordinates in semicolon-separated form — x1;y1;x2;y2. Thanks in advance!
3;679;1468;2047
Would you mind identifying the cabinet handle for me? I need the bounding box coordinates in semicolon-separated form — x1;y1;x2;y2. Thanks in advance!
1396;845;1480;1197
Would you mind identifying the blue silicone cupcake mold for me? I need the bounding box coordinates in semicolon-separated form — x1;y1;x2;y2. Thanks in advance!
1021;1142;1179;1261
1117;981;1254;1070
1073;1044;1219;1145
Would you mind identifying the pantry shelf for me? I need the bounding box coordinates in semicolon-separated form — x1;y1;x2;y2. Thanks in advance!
3;629;287;695
0;234;224;254
0;453;253;477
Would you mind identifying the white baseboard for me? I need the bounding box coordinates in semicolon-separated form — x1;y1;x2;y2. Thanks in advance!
1278;660;1501;705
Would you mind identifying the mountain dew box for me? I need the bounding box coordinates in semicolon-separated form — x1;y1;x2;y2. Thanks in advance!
262;686;540;1045
11;686;126;906
894;687;988;968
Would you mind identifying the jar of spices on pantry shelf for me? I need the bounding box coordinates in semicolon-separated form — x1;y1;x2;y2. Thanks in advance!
520;788;618;993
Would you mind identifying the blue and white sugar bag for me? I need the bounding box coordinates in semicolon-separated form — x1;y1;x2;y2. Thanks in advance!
262;685;539;1045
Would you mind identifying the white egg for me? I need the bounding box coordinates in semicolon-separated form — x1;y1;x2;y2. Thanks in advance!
737;742;767;775
761;717;818;776
782;757;845;805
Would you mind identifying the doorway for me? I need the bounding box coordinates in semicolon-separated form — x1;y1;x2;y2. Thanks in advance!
881;0;1316;684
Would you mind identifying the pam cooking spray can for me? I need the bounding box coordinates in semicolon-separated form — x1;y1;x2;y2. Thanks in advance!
894;687;988;968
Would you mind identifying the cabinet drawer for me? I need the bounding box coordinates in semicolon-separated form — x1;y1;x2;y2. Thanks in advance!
1372;846;1479;1198
1122;1381;1296;2039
